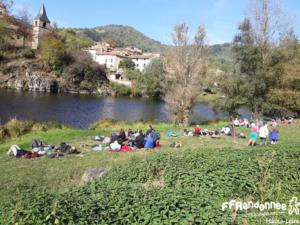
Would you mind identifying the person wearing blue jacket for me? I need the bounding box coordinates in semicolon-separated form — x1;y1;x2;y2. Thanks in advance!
144;134;154;149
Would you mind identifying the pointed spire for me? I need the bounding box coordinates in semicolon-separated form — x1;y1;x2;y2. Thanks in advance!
35;3;50;23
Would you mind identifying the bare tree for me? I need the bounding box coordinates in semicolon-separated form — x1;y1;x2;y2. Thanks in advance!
0;0;13;15
249;0;292;65
164;23;209;126
16;7;32;47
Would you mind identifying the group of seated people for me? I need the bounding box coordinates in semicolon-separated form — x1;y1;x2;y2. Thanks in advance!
183;125;222;138
271;116;293;127
109;125;161;151
233;117;250;127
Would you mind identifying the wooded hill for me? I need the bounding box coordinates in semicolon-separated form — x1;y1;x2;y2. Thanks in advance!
75;25;165;52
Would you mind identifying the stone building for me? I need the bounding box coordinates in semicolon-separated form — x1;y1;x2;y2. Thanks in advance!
88;43;160;73
31;4;51;49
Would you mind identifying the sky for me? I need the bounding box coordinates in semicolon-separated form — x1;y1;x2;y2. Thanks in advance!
12;0;300;45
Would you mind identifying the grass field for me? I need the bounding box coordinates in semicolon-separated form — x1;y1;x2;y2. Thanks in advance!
0;120;299;224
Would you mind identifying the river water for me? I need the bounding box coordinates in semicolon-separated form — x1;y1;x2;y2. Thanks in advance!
0;90;251;128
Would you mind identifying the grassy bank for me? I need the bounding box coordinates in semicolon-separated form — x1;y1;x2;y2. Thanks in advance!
0;119;299;224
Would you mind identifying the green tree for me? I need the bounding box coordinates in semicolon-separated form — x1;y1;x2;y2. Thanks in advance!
222;0;298;117
40;30;67;71
136;58;165;98
59;29;93;50
119;59;135;70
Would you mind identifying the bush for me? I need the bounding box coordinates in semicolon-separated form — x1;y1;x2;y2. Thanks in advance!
110;82;132;96
79;80;93;91
0;119;66;142
119;59;136;70
63;50;107;88
2;118;34;139
20;48;35;59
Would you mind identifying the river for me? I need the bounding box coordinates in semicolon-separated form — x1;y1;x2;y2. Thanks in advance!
0;90;251;128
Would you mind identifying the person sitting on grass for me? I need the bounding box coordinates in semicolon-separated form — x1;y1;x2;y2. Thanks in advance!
193;125;202;136
151;129;160;142
144;134;154;149
118;128;127;144
234;117;240;127
183;129;193;136
222;126;231;136
167;130;177;137
269;127;279;144
134;130;145;149
147;125;154;134
248;123;259;146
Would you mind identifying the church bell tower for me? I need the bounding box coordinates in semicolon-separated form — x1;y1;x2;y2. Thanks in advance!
32;4;51;49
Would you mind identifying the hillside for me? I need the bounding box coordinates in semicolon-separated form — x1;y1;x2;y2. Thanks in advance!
75;25;165;52
210;43;234;72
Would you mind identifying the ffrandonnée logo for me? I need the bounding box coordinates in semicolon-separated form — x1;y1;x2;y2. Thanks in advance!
222;197;300;215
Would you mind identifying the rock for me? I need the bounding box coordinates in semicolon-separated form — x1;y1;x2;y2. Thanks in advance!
80;168;108;186
1;65;110;95
25;71;56;92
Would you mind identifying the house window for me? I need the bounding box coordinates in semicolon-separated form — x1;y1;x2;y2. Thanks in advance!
42;22;46;28
137;64;139;68
35;21;38;26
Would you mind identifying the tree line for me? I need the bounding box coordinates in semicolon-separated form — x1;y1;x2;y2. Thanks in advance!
164;0;300;125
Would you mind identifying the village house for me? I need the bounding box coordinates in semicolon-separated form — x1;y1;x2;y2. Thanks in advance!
88;43;160;73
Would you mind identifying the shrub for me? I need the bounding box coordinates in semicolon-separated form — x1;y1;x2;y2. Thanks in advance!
2;118;34;138
0;119;66;141
63;50;107;87
20;48;35;59
79;80;93;91
31;121;66;132
110;82;132;96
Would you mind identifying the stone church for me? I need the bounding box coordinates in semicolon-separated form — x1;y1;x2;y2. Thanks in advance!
31;4;51;49
0;3;51;49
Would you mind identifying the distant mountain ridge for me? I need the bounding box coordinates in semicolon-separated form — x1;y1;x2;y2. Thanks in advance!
75;25;165;52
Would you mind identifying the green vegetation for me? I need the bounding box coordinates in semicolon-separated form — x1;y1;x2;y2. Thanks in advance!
40;31;67;71
221;15;300;117
110;82;132;96
75;25;165;52
135;58;165;98
119;59;136;70
195;93;222;104
210;43;234;73
0;119;299;224
112;58;165;98
58;29;93;50
127;58;165;98
0;118;67;141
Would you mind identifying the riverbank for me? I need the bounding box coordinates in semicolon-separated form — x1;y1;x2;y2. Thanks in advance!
0;119;299;224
